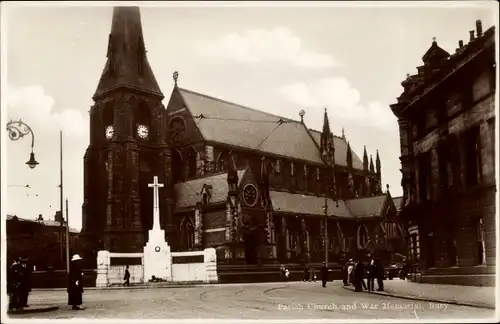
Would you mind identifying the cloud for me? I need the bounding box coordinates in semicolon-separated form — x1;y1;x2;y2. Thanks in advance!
5;84;88;230
278;77;397;130
6;85;88;139
197;27;339;69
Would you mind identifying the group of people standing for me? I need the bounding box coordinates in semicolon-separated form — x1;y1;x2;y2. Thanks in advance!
8;256;32;311
343;258;384;292
280;262;330;288
8;254;86;311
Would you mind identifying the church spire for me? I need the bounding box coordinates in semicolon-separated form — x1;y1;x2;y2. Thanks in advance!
320;108;331;154
363;146;369;171
369;155;375;172
93;6;163;100
346;141;352;169
376;150;381;174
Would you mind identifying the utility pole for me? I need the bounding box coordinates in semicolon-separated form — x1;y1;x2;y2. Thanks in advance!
324;195;329;267
65;198;70;273
59;131;64;267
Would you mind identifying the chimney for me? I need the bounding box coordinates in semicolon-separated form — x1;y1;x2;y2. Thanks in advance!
469;30;475;41
459;40;464;48
37;214;43;221
476;20;483;37
55;210;62;223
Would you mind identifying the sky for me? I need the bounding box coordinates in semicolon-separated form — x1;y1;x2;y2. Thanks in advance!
2;1;497;231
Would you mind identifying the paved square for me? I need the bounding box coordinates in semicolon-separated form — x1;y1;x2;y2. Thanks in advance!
7;282;496;320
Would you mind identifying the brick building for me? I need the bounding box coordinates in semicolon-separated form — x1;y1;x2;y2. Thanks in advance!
390;20;496;286
6;213;79;270
79;6;406;269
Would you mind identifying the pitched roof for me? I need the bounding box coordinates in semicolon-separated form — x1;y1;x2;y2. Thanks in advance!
93;7;163;99
6;215;80;233
269;191;353;218
174;170;246;211
178;88;324;164
309;130;364;170
345;194;388;218
392;196;404;212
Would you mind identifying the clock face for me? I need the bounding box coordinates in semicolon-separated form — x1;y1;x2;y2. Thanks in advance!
242;184;258;207
137;124;149;139
105;125;114;139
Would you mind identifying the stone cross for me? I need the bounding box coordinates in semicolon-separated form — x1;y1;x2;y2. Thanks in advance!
148;176;164;230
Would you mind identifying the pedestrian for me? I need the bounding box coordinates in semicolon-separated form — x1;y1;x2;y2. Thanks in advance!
302;264;310;282
310;268;317;282
123;265;131;286
8;259;21;310
67;254;84;310
376;259;384;291
16;256;32;308
368;259;377;291
347;259;354;285
320;262;328;288
284;268;290;281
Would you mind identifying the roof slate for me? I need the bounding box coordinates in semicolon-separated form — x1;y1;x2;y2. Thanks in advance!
6;215;80;233
392;196;404;212
345;194;388;218
269;191;353;218
179;88;323;164
174;170;246;211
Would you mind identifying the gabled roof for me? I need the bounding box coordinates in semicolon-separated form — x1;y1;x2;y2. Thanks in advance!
345;194;389;218
178;88;324;164
174;169;246;211
392;196;404;212
6;215;80;233
269;191;353;218
93;7;163;99
309;130;364;170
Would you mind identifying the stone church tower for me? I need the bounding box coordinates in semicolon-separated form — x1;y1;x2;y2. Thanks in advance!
81;7;174;254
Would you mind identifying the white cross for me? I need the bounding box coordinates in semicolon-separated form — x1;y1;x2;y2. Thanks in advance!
148;176;164;230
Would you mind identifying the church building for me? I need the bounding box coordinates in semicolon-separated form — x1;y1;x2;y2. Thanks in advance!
79;6;406;269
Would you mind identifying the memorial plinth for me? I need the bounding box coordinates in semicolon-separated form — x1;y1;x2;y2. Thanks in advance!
143;176;172;282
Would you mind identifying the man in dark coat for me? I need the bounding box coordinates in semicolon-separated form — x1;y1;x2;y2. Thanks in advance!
367;259;377;291
320;262;328;288
68;254;84;310
353;260;367;292
123;265;130;286
8;259;20;310
376;259;384;291
17;256;32;308
302;264;310;282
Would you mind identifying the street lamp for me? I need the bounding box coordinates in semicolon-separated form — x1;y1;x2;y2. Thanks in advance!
322;186;339;268
6;120;39;169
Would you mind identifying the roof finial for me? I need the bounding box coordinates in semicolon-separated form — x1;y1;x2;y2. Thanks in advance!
342;127;345;139
432;37;436;43
173;71;179;86
299;110;305;123
386;184;390;193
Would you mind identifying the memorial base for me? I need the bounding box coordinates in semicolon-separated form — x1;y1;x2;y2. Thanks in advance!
143;229;172;282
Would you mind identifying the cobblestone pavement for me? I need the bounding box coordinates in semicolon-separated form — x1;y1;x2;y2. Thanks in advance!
6;282;496;321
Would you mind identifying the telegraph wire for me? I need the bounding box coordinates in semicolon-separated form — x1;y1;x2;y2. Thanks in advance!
193;114;289;124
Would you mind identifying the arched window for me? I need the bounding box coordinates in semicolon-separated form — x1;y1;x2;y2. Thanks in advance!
357;225;369;249
215;152;227;172
184;147;197;179
180;217;195;250
134;102;151;139
172;149;184;183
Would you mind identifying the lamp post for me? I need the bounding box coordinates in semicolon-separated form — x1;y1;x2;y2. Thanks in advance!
6;120;39;169
322;187;339;268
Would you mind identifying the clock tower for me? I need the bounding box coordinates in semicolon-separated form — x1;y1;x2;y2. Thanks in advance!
81;6;174;255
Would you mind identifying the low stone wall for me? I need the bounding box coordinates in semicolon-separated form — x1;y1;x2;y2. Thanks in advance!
28;269;97;289
216;263;343;284
420;265;495;286
95;248;217;287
